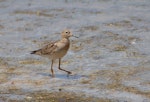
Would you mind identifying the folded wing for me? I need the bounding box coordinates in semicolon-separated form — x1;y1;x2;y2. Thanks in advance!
30;42;58;55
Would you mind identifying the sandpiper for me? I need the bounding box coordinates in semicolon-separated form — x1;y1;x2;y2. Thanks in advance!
31;29;78;77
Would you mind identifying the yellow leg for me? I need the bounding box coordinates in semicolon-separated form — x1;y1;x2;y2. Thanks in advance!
58;58;72;74
51;60;54;77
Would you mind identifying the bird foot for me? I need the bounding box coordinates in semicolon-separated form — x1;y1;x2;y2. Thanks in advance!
50;74;55;78
68;71;72;75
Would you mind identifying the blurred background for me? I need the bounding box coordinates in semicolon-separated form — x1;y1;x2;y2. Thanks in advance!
0;0;150;101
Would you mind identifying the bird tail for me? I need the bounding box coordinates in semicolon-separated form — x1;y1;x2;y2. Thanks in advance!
30;49;42;55
30;50;37;54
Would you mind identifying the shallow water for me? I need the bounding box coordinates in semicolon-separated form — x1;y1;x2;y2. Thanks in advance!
0;0;150;101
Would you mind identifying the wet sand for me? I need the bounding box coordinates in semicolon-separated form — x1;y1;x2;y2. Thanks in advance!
0;0;150;102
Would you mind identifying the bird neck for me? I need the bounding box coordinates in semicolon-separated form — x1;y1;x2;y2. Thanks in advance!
62;37;69;40
61;37;70;43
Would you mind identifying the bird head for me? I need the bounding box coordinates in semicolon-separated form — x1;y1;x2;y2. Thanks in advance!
61;29;78;39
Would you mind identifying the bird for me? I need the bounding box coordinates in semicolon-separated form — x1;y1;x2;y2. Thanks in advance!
30;29;78;77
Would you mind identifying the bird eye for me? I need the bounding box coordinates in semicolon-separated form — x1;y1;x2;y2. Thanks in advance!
66;32;68;33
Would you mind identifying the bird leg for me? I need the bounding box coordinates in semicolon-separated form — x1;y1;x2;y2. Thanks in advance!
58;58;72;74
51;60;55;77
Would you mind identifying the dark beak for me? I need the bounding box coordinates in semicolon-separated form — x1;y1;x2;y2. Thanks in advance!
72;35;79;38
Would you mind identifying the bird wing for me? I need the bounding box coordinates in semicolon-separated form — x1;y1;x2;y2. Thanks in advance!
31;41;58;55
31;39;68;55
40;42;58;55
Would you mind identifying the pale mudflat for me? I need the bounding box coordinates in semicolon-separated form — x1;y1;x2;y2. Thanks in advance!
31;29;77;77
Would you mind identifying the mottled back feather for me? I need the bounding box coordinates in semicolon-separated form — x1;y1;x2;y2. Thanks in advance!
31;41;57;55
